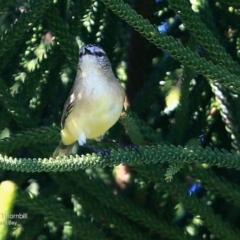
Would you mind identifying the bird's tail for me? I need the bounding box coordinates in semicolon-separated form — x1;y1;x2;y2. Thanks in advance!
53;141;74;157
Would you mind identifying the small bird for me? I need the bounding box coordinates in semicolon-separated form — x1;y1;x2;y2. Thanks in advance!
53;44;125;157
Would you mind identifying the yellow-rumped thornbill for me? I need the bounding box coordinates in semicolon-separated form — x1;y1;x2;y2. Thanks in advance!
53;44;125;157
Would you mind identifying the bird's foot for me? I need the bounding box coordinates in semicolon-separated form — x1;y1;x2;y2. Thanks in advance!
83;144;111;158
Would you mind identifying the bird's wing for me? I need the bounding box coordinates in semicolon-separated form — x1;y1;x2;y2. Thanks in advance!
61;90;75;129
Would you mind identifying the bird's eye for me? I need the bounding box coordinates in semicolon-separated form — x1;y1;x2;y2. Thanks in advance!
79;52;83;58
95;51;105;57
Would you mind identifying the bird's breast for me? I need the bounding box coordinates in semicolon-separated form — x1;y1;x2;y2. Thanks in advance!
63;77;124;143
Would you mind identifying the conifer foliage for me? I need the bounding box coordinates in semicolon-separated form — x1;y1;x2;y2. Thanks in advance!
0;0;240;239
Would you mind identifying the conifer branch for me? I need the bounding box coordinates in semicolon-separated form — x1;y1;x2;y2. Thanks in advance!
68;0;92;38
136;165;240;240
167;0;240;76
52;173;150;240
0;0;53;58
0;126;59;154
19;216;45;239
210;83;240;150
0;0;15;17
16;189;110;240
220;0;240;7
196;1;219;38
123;110;162;143
189;167;240;209
120;111;145;145
0;79;36;128
19;45;61;103
100;0;240;93
0;110;12;132
59;172;191;240
165;163;184;181
45;8;78;67
1;145;240;172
